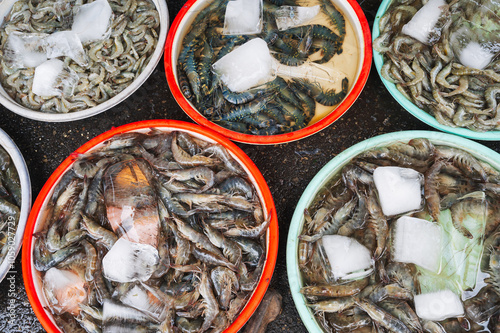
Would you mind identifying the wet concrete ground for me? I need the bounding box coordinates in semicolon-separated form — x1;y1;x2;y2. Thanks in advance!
0;0;499;331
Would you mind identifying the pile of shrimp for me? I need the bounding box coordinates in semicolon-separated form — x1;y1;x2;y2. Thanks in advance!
177;0;348;135
374;0;500;132
0;0;159;113
0;146;21;264
34;129;269;332
298;138;500;332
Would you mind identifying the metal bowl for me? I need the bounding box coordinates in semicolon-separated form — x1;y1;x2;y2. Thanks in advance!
0;127;31;283
0;0;169;122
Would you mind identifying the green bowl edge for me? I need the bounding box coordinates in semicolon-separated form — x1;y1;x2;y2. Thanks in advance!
286;130;500;333
372;0;500;141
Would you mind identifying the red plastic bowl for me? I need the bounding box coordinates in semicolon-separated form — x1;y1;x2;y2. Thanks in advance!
164;0;372;145
22;120;278;333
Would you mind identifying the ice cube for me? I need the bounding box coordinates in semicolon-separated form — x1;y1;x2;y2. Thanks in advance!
223;0;262;35
414;290;464;321
373;166;423;216
103;299;151;329
43;267;87;316
321;235;374;280
119;284;167;322
32;59;79;97
275;5;320;31
401;0;446;45
457;42;495;70
72;0;113;43
43;31;88;67
393;216;442;272
3;32;48;68
213;38;274;92
102;237;159;283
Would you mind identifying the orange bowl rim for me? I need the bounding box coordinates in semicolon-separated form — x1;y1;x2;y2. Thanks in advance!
22;119;279;333
164;0;373;144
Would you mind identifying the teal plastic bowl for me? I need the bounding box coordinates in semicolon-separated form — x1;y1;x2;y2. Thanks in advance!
372;0;500;141
286;130;500;332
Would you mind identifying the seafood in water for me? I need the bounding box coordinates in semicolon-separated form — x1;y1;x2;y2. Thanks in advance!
299;138;500;332
177;0;353;135
0;0;160;113
375;0;500;132
34;129;270;332
0;145;21;264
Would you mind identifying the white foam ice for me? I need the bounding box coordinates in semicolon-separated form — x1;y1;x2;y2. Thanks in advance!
3;32;48;68
223;0;262;35
213;38;274;92
458;42;496;70
401;0;446;45
275;5;320;31
373;166;423;216
72;0;113;43
414;290;464;321
321;235;374;281
393;216;442;273
32;59;79;97
43;31;89;67
102;237;159;283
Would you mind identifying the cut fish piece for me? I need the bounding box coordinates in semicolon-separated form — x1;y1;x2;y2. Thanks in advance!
102;238;159;283
373;166;423;216
393;216;441;273
414;290;464;321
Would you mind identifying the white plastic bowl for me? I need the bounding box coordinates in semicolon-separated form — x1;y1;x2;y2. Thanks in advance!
0;127;31;282
0;0;169;122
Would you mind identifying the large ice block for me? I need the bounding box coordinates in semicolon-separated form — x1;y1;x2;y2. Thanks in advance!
415;290;464;321
373;166;423;216
321;235;374;280
393;216;442;272
223;0;262;35
43;267;87;316
102;237;159;283
72;0;113;43
43;31;89;67
275;5;320;31
401;0;446;45
32;59;79;97
3;32;48;68
213;38;274;92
